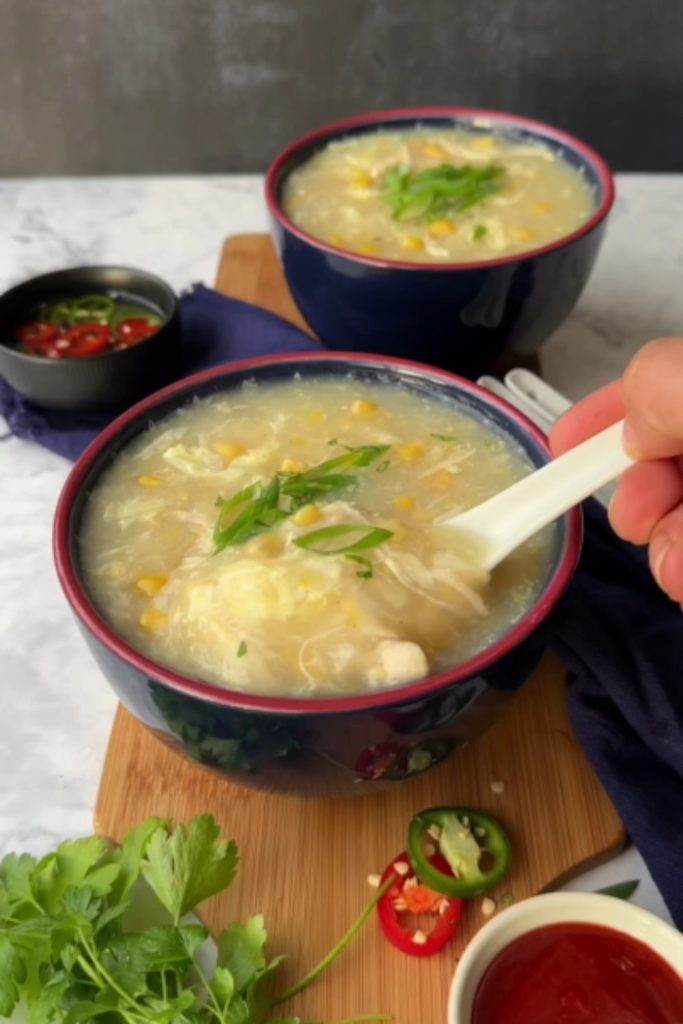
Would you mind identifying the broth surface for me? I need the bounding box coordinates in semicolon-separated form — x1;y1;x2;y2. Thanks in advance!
282;127;595;263
81;377;553;696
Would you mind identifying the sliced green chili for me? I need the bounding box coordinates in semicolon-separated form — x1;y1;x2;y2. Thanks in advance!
408;806;512;897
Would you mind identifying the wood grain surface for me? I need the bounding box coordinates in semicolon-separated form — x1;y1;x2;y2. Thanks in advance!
94;234;624;1024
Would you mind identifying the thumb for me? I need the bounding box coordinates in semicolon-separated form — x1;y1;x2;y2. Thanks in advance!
622;338;683;459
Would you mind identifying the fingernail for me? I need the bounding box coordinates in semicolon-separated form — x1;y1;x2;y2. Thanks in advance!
651;536;672;589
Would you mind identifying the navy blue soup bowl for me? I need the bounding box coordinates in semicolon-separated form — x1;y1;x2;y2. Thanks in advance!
266;107;614;379
54;353;581;796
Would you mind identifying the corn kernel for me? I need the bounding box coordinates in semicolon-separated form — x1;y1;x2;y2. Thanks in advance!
139;608;168;631
328;233;346;247
109;562;125;579
307;409;326;424
349;170;372;189
394;494;414;511
428;219;455;236
422;142;446;159
212;441;246;462
357;242;379;255
137;474;161;488
293;504;322;526
281;457;305;473
471;135;496;150
135;574;168;597
397;441;426;462
351;398;378;416
511;227;534;242
531;200;552;214
401;235;425;251
426;469;455;491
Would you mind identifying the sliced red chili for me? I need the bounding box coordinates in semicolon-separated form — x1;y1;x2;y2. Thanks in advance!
377;851;462;957
62;322;111;357
17;321;61;356
115;317;159;346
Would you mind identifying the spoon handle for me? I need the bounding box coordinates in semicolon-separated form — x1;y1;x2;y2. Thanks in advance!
455;420;634;570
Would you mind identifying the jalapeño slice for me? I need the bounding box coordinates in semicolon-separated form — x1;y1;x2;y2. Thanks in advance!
407;806;512;897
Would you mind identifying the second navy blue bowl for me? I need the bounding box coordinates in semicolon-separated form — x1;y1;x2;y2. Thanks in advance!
266;107;615;379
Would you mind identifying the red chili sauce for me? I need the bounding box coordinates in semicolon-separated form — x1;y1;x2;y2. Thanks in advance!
472;922;683;1024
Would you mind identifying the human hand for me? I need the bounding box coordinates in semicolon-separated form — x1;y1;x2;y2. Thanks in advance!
550;338;683;601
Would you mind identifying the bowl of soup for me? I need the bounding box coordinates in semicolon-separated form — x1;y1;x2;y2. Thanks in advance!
54;352;581;795
449;892;683;1024
0;265;182;412
266;108;614;379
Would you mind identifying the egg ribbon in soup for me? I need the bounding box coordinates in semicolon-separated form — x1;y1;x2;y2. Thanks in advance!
81;378;552;696
282;127;595;263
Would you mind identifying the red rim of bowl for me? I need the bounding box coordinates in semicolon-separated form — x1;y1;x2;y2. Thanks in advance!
53;350;582;715
265;105;615;272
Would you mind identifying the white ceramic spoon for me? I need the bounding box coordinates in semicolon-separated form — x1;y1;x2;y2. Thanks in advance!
444;420;634;571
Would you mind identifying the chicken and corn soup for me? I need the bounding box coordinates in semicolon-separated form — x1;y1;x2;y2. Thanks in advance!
282;127;595;263
81;378;553;696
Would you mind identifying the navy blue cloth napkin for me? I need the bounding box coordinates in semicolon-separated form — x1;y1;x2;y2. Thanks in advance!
2;283;681;925
557;501;683;927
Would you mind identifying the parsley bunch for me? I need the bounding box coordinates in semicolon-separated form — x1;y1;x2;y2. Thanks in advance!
0;815;390;1024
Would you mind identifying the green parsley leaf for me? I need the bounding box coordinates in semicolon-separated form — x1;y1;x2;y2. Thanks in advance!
141;814;238;925
108;816;167;905
32;835;117;915
0;935;23;1016
0;851;37;907
217;914;268;991
237;640;248;658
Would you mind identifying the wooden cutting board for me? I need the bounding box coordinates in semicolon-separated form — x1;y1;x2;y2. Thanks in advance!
95;234;625;1024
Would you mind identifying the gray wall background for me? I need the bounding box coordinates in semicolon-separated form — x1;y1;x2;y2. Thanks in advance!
2;0;682;176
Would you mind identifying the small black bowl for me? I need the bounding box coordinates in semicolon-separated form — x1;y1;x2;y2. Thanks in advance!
0;266;183;413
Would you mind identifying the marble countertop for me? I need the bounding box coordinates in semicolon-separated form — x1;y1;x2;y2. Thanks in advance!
1;174;680;924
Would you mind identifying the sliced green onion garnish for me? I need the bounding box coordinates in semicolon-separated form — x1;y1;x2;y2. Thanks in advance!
345;553;374;578
472;224;487;240
382;162;505;223
294;524;393;555
376;459;390;473
213;445;390;552
430;433;457;442
236;640;247;657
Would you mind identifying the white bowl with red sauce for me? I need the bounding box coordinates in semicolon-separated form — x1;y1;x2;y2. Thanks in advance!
448;892;683;1024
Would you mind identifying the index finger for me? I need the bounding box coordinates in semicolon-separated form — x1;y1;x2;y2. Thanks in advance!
549;381;624;456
